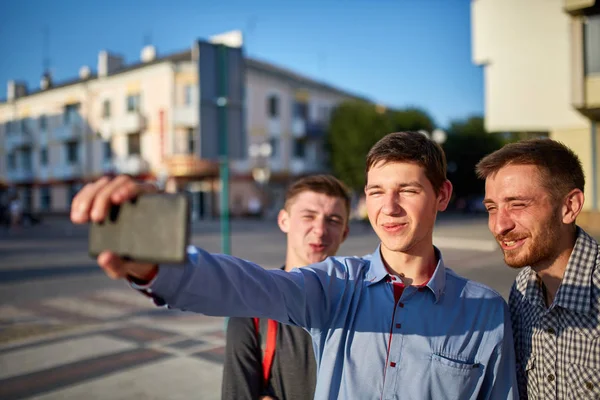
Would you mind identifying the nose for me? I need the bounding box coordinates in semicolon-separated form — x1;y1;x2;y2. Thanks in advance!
381;192;402;216
312;216;327;237
492;207;515;237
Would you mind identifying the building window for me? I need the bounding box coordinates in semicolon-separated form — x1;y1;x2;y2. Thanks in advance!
293;138;306;158
293;101;308;120
267;95;279;118
269;137;278;158
584;15;600;75
22;148;32;171
184;85;193;105
40;147;48;166
66;140;79;164
22;187;32;212
126;94;141;113
187;128;196;153
64;103;80;124
20;119;28;133
128;132;141;155
39;115;47;131
40;186;51;210
103;140;112;161
7;152;16;170
102;100;111;119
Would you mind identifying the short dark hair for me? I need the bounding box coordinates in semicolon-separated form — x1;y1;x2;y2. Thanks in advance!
365;131;447;194
476;138;585;200
284;175;351;221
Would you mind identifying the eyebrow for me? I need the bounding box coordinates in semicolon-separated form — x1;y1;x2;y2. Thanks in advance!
483;196;533;205
365;181;424;191
298;208;344;220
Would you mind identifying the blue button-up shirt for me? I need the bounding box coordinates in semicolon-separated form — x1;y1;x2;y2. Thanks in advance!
145;245;517;399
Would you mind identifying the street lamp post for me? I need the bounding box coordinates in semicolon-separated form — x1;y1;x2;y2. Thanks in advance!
249;142;272;216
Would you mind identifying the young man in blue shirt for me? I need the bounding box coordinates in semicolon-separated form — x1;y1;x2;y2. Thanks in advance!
72;131;518;399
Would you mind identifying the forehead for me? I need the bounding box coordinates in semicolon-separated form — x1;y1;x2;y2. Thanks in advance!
485;164;546;197
288;190;347;214
367;161;429;184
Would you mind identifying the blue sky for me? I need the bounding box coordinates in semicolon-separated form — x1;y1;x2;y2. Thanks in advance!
0;0;482;127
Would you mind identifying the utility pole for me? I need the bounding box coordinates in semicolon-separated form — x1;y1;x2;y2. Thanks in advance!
217;44;231;255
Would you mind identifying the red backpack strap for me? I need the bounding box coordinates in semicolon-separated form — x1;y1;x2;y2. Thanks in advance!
261;319;278;387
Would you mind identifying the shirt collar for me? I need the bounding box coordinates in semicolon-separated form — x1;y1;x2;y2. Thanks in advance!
553;227;598;314
522;227;598;314
365;244;446;302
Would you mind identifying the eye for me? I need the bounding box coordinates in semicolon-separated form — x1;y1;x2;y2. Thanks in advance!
367;190;383;197
327;217;342;225
485;206;497;214
510;203;526;209
401;189;418;194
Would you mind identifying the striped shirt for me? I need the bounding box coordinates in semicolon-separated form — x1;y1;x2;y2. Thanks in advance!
509;227;600;399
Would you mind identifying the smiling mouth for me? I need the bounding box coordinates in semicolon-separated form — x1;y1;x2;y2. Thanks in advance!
382;223;407;232
309;244;326;252
500;238;525;250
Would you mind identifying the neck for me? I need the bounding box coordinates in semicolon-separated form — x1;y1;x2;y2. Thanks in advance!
380;241;437;286
533;228;577;303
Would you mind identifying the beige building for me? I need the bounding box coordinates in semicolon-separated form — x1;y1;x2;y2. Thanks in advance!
0;33;360;219
472;0;600;227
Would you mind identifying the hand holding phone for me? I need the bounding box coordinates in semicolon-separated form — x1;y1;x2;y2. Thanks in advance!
88;193;190;265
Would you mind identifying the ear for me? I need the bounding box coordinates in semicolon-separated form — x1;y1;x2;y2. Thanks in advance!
436;180;453;212
341;224;350;243
278;209;290;234
561;189;585;224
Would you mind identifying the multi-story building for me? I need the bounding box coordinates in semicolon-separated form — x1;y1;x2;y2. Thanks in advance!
471;0;600;228
0;31;362;219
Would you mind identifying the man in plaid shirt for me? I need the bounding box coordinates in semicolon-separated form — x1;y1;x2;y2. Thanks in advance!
476;138;600;399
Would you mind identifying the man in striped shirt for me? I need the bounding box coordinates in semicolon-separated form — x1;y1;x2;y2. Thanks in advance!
477;138;600;399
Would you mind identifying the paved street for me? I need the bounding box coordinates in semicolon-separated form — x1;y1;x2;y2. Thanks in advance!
0;215;518;399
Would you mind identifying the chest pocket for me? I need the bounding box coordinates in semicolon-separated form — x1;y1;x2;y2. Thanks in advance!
567;363;600;399
525;355;540;399
428;353;483;400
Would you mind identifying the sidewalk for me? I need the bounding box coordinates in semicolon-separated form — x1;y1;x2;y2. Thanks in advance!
0;286;226;400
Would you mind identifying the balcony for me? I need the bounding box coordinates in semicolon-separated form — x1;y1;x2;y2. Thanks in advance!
268;117;281;136
112;155;150;176
98;119;113;139
306;122;327;139
173;105;198;126
5;132;33;151
38;166;51;181
54;121;83;141
564;0;597;14
54;163;83;180
292;118;306;138
119;112;147;133
290;158;324;175
38;132;49;147
6;169;34;183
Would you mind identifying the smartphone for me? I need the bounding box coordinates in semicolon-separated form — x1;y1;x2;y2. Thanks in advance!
88;193;190;264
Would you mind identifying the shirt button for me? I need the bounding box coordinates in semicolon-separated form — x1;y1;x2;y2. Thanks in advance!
548;374;555;382
586;381;594;390
396;323;401;329
390;362;396;367
398;302;404;308
418;287;426;292
547;328;555;335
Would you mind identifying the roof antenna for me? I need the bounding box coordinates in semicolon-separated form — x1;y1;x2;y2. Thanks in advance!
144;30;153;47
43;26;50;74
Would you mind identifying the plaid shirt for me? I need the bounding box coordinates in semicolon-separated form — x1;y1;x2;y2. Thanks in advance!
509;227;600;399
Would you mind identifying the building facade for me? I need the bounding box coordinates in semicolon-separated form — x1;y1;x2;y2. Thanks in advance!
471;0;600;227
0;33;360;219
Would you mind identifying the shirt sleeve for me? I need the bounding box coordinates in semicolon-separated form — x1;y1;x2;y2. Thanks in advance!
221;317;262;400
145;246;349;330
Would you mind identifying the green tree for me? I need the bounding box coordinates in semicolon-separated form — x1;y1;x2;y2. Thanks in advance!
326;101;390;190
326;102;435;191
442;116;505;205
